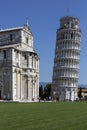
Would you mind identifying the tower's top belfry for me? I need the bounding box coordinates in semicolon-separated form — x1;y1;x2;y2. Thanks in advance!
59;16;80;30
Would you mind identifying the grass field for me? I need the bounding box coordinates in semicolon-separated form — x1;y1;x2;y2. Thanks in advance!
0;102;87;130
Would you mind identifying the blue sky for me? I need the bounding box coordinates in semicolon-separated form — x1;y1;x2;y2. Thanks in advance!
0;0;87;84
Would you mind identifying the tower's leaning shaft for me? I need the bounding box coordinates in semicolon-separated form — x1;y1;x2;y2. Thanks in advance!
52;16;81;101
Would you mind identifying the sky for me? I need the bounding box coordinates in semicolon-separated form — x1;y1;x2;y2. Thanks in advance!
0;0;87;84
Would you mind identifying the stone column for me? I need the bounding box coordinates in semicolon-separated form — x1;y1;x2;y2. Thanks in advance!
34;77;38;100
28;78;33;101
17;71;20;100
34;80;37;99
20;72;22;100
16;71;18;100
21;75;24;100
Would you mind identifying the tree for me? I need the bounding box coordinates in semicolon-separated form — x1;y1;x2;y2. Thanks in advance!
39;83;52;100
39;85;44;99
43;83;51;100
78;87;82;100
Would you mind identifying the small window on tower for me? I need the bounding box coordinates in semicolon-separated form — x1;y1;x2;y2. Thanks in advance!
10;34;13;41
26;37;28;44
25;54;27;59
3;50;6;59
67;20;69;25
71;33;73;39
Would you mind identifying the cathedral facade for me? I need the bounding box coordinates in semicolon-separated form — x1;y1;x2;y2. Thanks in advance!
0;24;39;101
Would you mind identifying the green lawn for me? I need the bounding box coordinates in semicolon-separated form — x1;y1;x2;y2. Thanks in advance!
0;102;87;130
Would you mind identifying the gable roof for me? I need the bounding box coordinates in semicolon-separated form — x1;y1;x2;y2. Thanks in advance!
0;25;33;35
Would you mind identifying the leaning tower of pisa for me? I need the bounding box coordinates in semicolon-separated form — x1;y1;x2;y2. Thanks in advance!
52;16;81;101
